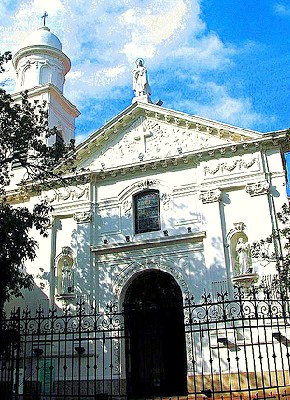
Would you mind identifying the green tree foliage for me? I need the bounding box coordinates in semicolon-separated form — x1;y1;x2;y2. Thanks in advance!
251;203;290;298
251;130;290;298
0;51;12;73
0;52;74;309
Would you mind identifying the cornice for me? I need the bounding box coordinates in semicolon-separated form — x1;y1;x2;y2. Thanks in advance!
7;131;285;202
73;132;286;182
13;45;71;74
138;103;262;139
91;231;206;255
70;103;263;167
12;84;80;117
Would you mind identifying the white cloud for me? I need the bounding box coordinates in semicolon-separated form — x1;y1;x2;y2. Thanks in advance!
175;82;272;129
171;33;236;70
1;0;232;94
1;0;273;136
119;0;188;60
273;3;290;16
33;0;64;15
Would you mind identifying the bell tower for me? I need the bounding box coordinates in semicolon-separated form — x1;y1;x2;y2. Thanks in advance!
12;14;80;145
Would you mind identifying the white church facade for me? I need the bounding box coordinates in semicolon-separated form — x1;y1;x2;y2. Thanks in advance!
3;22;290;399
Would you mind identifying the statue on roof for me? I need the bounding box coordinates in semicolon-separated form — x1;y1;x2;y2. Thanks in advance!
132;58;151;97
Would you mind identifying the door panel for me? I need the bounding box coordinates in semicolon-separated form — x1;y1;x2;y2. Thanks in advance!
124;270;187;398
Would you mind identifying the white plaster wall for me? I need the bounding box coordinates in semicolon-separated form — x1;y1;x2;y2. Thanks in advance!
93;146;288;309
48;94;76;144
5;195;51;313
201;199;227;287
95;239;207;311
6;135;288;312
95;167;200;243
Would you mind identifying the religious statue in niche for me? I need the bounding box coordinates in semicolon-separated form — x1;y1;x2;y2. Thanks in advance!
235;237;252;275
132;58;151;97
61;259;74;294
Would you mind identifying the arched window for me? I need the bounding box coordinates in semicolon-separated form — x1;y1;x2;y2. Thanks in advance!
134;190;160;234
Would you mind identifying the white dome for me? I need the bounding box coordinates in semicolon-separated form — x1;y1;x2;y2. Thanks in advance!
21;26;62;51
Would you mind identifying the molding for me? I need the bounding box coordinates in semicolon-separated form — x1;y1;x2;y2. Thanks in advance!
118;178;161;202
112;257;190;301
12;83;80;117
91;231;206;255
232;273;259;288
13;45;71;74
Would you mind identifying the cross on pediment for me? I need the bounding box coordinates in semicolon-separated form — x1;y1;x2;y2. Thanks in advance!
134;130;153;153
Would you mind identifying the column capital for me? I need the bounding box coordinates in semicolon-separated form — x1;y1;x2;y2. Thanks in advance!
245;181;269;197
199;188;222;204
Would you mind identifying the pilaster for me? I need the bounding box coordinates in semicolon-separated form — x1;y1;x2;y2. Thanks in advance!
199;188;227;291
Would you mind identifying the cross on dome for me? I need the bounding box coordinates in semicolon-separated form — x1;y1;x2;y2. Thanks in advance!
42;11;48;27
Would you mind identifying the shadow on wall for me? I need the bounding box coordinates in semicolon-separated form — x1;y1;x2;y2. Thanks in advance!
5;283;50;315
6;184;230;313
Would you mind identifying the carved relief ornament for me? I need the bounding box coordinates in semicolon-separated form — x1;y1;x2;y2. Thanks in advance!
112;258;190;300
45;186;89;203
136;179;158;189
245;181;269;197
199;188;222;204
233;222;246;232
160;192;172;210
204;157;258;176
74;211;92;224
122;200;132;217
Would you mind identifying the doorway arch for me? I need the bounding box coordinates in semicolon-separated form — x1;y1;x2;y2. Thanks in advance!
124;270;187;398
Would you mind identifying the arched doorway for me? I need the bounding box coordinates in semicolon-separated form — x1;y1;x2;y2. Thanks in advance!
124;270;187;398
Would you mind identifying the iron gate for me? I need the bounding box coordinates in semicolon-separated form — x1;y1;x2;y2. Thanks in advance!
1;287;290;400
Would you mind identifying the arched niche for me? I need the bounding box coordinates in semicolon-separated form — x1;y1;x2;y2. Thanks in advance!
21;64;34;88
40;65;51;85
230;232;252;276
55;247;75;296
227;224;258;288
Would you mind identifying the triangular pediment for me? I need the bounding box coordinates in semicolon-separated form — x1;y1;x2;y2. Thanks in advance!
72;102;262;172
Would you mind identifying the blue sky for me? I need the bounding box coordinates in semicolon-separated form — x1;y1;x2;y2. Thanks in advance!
0;0;289;143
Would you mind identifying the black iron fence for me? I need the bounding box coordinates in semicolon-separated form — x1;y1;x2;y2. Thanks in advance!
1;287;290;400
